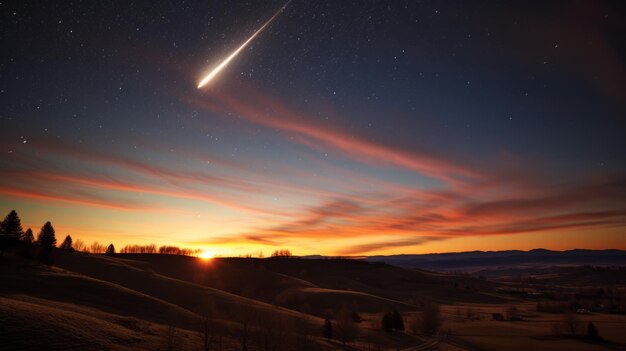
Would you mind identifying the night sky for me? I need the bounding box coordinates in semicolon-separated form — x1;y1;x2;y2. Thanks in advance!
1;1;625;256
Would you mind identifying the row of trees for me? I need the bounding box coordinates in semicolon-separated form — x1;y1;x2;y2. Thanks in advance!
0;210;57;263
2;210;302;261
0;210;206;261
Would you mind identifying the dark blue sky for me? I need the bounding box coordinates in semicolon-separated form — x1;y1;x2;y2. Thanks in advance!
1;1;625;255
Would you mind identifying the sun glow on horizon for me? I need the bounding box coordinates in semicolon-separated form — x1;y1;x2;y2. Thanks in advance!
198;250;215;260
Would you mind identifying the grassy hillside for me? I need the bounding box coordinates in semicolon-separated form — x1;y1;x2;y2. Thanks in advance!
0;295;203;351
0;251;445;350
4;250;623;350
120;255;504;310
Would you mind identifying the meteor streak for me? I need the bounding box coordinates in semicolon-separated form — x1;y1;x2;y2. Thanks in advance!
197;1;291;88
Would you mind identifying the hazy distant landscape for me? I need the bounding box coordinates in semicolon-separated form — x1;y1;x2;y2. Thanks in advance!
366;249;626;272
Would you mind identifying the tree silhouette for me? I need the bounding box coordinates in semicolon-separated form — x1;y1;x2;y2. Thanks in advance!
2;210;24;241
323;318;333;340
37;222;56;264
335;306;358;345
105;244;115;255
19;228;34;258
564;311;582;336
89;241;106;254
59;235;73;251
22;228;34;244
200;298;216;351
73;239;86;252
381;312;394;332
421;302;442;335
1;210;24;253
37;222;57;248
165;325;177;351
587;322;602;341
392;308;404;331
271;249;292;257
381;309;404;332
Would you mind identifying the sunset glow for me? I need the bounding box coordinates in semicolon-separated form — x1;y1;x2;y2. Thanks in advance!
198;250;215;260
4;3;626;351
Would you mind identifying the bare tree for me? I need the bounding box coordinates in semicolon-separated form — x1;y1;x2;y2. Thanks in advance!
295;315;313;350
89;241;106;254
256;313;287;351
73;239;85;252
235;304;254;351
335;306;358;345
422;301;443;335
165;325;177;351
564;311;582;336
201;298;216;351
271;249;292;257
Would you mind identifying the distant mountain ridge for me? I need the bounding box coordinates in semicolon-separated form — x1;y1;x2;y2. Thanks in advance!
363;249;626;272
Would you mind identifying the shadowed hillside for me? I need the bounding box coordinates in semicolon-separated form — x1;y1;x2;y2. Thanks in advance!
3;249;626;350
1;251;462;350
116;254;504;313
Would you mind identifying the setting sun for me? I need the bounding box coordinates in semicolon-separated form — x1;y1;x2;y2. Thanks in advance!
198;250;215;260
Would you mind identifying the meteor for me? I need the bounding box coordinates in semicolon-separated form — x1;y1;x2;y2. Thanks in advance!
197;1;291;88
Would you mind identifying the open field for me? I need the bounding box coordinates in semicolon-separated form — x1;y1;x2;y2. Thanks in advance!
439;302;626;351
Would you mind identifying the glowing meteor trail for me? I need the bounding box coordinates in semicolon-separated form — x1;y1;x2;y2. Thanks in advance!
197;1;291;88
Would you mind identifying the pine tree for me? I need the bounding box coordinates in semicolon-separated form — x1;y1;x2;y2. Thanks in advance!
18;228;34;258
22;228;34;243
37;222;56;265
0;225;4;255
1;210;24;253
37;222;57;248
59;235;73;251
106;243;115;255
2;210;24;241
1;210;24;254
323;318;333;340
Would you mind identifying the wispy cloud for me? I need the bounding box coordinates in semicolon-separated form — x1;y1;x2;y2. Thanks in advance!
203;175;626;253
0;185;156;211
185;83;483;186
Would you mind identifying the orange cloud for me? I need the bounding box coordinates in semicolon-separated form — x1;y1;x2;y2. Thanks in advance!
196;175;626;253
0;186;156;211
